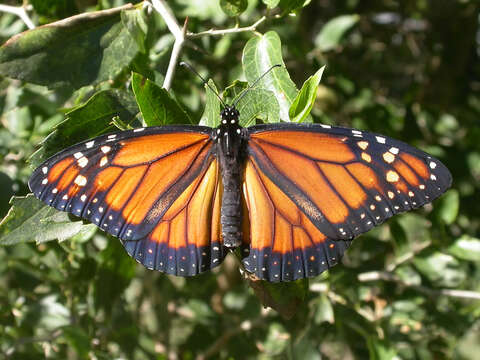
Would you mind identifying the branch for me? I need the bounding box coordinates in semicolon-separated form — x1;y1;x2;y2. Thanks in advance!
188;16;267;38
0;4;35;29
149;0;186;90
358;270;480;300
147;0;268;90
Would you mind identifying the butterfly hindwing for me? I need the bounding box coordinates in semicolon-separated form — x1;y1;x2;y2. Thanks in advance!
242;157;351;281
242;123;451;281
29;126;226;276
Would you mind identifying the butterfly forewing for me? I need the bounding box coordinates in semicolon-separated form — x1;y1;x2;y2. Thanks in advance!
29;126;226;276
242;123;451;281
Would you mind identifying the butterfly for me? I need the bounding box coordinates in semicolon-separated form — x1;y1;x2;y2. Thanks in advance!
28;80;452;282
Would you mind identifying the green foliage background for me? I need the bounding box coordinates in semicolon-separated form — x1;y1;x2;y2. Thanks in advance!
0;0;479;359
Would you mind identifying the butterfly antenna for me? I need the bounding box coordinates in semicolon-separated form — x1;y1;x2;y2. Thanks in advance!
232;64;282;108
180;62;227;107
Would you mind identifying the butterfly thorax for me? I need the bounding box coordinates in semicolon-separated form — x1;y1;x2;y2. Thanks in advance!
215;106;246;248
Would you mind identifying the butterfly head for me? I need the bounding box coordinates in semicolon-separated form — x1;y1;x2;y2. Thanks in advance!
220;106;240;125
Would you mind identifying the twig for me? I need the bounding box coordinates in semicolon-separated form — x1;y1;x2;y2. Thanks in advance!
358;270;480;301
147;0;268;90
0;4;35;29
149;0;186;90
188;16;267;38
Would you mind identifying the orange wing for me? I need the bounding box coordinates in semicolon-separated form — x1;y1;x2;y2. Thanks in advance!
242;124;451;281
29;126;226;276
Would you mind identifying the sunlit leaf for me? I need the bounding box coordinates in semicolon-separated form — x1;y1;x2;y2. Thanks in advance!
243;31;305;121
289;66;325;123
0;195;87;245
29;89;139;167
0;4;140;89
200;80;221;127
131;72;192;126
220;0;248;17
314;14;360;51
448;235;480;262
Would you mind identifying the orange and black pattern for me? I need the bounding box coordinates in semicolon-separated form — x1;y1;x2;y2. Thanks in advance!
241;123;451;281
29;126;226;276
29;118;451;282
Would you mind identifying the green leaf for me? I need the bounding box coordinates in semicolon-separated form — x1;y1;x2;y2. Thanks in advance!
224;81;280;125
243;31;304;122
367;337;398;360
260;323;289;356
289;66;325;123
29;89;139;167
0;4;140;89
236;89;280;126
314;14;360;52
313;293;334;324
94;239;136;313
200;80;221;127
131;72;192;126
0;195;88;246
30;0;78;20
262;0;281;8
414;251;466;287
220;0;248;17
435;189;459;225
278;0;311;14
247;276;308;319
121;5;149;54
448;235;480;262
61;326;91;358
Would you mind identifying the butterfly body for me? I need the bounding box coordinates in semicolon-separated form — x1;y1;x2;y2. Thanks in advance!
29;104;452;281
215;106;246;248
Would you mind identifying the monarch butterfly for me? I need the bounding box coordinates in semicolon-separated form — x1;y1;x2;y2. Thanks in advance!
28;69;451;282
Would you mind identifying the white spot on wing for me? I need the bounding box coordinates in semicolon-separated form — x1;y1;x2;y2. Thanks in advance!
133;128;145;132
101;146;111;154
389;147;399;154
73;152;83;159
42;166;48;174
81;194;87;202
74;175;87;186
42;178;48;185
429;161;437;169
86;141;95;148
77;157;88;168
320;124;331;128
376;136;386;144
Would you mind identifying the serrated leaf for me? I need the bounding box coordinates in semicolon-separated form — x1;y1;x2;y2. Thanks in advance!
448;235;480;262
131;72;192;126
289;66;325;123
29;89;139;167
220;0;248;17
247;276;308;319
200;80;221;127
243;31;305;122
0;195;87;246
314;14;360;52
0;4;140;89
